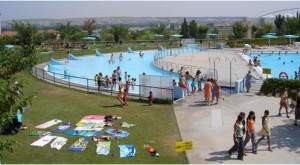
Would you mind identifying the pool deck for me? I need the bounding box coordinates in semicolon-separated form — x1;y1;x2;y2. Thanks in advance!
171;48;300;163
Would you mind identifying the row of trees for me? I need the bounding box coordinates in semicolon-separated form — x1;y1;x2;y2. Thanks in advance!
0;21;37;162
180;18;210;39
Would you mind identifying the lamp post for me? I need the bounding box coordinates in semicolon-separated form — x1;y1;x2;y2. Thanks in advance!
209;57;220;80
225;57;236;93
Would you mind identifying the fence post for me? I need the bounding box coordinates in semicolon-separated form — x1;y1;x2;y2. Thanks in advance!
68;76;70;88
53;73;56;85
42;69;44;80
35;67;37;77
87;79;89;93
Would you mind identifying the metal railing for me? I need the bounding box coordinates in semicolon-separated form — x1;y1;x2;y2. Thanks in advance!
153;47;218;79
31;66;174;101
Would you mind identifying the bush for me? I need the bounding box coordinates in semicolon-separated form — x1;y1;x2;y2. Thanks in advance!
227;38;289;48
259;78;300;98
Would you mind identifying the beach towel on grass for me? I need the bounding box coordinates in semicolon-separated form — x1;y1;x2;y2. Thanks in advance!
31;135;57;147
50;137;68;150
118;144;136;158
28;130;51;137
66;130;101;137
35;119;62;129
96;141;111;156
52;122;74;132
105;128;129;138
68;137;91;152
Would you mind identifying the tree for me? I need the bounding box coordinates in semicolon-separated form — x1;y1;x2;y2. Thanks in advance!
151;24;166;35
263;23;274;34
232;22;249;38
198;25;209;39
110;25;129;43
180;18;189;38
274;14;285;35
189;20;198;38
56;22;82;42
251;25;258;37
0;22;36;163
83;18;96;36
284;16;299;34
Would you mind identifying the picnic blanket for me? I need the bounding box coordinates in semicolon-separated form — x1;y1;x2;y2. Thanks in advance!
52;122;74;132
50;137;68;150
28;130;51;137
66;130;101;137
68;137;91;152
35;119;62;129
31;135;57;147
105;128;129;138
96;141;111;156
118;144;136;158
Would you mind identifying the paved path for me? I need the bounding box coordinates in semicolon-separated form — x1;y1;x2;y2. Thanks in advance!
171;48;300;163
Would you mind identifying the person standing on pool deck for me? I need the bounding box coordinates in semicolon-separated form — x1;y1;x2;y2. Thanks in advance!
278;88;290;118
204;78;212;106
245;71;258;92
118;77;125;107
112;70;118;91
244;111;257;154
228;115;245;160
66;51;70;63
256;110;273;152
178;75;188;96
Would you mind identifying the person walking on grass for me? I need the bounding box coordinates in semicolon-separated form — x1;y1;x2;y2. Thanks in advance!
278;88;290;118
228;115;245;160
244;111;257;154
118;77;125;107
256;110;273;152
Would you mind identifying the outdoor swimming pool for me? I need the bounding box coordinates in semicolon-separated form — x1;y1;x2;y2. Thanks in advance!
250;52;300;79
45;49;196;95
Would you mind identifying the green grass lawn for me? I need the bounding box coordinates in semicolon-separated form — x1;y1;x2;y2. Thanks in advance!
1;71;187;164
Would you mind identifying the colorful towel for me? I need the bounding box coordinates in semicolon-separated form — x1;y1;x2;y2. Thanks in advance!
35;119;62;129
66;130;101;137
31;136;57;147
118;144;136;158
68;137;91;152
28;130;52;137
52;122;74;132
96;141;111;156
50;137;68;150
105;128;129;138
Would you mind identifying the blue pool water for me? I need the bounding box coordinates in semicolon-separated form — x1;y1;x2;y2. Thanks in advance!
46;50;181;93
250;52;300;79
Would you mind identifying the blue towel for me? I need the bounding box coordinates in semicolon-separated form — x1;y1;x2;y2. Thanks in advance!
66;130;100;137
105;128;129;138
118;144;135;158
52;122;74;132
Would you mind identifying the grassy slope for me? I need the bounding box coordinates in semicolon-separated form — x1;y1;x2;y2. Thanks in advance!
1;72;187;164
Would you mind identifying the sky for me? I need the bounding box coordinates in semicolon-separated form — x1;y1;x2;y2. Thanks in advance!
0;1;300;21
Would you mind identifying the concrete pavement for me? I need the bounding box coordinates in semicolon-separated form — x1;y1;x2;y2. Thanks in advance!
170;48;300;163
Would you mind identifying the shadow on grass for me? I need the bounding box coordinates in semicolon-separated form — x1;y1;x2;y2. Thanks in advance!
101;104;121;108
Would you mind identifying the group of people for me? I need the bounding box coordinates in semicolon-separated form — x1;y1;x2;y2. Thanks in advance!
175;67;223;106
228;110;272;161
177;67;205;96
294;67;300;80
248;56;261;67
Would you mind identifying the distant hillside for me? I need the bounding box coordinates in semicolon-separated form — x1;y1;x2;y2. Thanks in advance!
1;16;249;30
